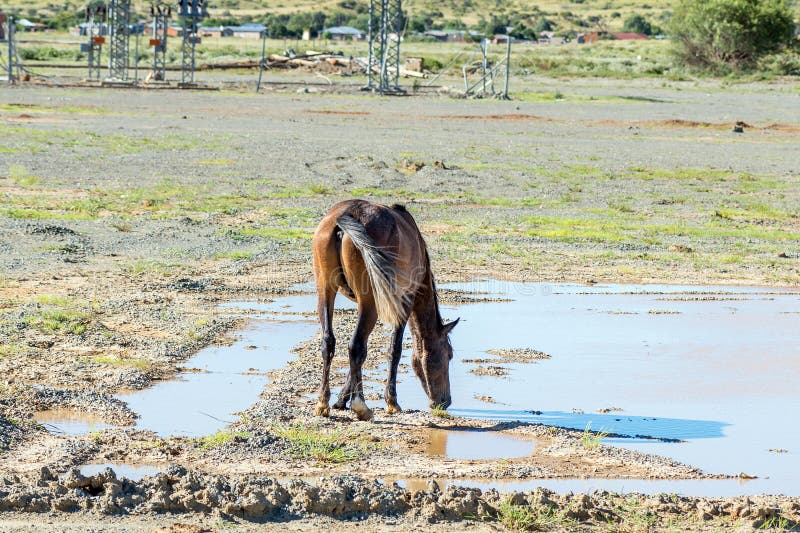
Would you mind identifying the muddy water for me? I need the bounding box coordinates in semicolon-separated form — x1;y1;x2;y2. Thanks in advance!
33;409;114;436
425;429;536;460
79;462;164;481
252;281;800;496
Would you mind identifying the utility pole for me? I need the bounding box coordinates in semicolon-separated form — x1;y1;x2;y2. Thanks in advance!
83;4;106;80
149;2;171;81
365;0;403;94
107;0;131;80
178;0;206;85
6;15;13;84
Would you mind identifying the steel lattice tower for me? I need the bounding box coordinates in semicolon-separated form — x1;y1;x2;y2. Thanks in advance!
150;3;171;81
179;0;205;84
366;0;403;94
84;4;106;80
107;0;131;80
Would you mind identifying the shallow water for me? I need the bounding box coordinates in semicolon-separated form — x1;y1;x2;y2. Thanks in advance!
79;462;164;481
33;409;114;436
118;320;317;438
425;428;536;460
58;281;800;496
254;281;800;496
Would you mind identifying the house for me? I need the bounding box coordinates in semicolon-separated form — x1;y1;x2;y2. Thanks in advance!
17;18;47;32
198;26;224;38
323;26;365;41
223;23;267;39
423;30;448;42
613;32;649;40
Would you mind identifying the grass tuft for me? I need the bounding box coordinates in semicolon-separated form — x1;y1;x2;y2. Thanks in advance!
496;498;573;531
273;423;372;463
581;422;610;450
195;430;252;450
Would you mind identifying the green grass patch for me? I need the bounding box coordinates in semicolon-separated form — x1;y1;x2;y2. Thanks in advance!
273;423;373;463
24;298;93;335
8;164;41;187
121;259;183;276
496;498;574;531
195;430;252;450
581;422;610;450
213;250;254;260
82;355;152;371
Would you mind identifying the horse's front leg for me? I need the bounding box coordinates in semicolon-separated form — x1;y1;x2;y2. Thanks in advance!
314;288;336;417
345;307;377;421
384;323;406;415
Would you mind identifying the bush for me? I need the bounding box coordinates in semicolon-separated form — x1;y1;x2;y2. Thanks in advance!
623;13;654;35
670;0;795;72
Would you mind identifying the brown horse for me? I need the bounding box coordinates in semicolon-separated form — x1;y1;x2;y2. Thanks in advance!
312;199;459;421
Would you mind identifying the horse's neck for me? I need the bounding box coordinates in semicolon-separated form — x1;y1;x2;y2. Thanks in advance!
409;281;440;345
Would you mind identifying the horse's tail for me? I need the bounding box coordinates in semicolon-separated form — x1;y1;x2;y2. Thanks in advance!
336;214;407;326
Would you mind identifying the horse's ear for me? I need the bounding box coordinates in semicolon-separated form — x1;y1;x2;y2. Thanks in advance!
442;317;460;335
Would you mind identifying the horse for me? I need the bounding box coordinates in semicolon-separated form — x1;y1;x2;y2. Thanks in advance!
311;199;459;421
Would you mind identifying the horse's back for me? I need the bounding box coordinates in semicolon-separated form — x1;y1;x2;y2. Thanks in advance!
313;200;427;308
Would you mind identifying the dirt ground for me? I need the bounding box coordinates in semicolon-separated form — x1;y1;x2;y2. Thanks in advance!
1;74;799;531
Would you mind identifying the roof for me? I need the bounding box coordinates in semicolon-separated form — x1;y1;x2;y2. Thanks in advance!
227;24;267;32
323;26;364;36
614;32;649;40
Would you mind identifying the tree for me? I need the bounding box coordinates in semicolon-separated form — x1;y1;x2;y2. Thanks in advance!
622;13;653;35
670;0;795;71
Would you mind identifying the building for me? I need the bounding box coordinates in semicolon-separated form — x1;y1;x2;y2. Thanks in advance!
223;23;267;39
17;18;47;32
323;26;365;41
613;32;649;40
198;26;224;38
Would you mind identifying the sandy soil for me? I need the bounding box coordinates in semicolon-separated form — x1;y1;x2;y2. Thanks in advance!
0;75;799;530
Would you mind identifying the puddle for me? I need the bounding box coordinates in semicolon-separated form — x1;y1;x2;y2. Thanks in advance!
251;281;800;496
78;462;164;481
426;429;535;460
35;280;800;496
119;320;317;438
33;409;115;436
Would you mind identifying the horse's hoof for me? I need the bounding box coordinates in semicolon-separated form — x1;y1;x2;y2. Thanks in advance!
332;400;348;410
314;403;330;417
351;397;373;422
386;403;402;415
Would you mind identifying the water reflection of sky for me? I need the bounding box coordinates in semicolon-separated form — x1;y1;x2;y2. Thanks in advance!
252;281;800;496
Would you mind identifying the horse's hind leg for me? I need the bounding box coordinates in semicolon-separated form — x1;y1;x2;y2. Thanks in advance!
314;285;336;417
345;306;377;421
384;322;406;415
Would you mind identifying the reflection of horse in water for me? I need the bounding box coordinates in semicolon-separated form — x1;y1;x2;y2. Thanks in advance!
312;199;459;421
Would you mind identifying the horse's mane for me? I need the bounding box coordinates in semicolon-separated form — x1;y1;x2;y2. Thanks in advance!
420;236;444;328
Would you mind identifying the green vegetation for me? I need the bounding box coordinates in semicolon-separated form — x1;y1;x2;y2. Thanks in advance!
496;498;574;531
82;355;152;371
431;405;453;419
23;296;94;335
195;430;252;450
273;423;374;463
670;0;797;72
581;422;610;450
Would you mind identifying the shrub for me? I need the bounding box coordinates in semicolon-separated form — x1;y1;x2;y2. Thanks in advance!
623;13;654;35
670;0;795;72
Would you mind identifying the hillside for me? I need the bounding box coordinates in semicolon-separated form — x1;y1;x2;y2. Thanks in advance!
4;0;679;35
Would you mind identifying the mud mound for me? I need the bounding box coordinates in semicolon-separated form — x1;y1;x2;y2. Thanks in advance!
1;466;798;530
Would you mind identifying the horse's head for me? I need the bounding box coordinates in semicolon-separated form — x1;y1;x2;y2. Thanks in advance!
412;318;459;409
